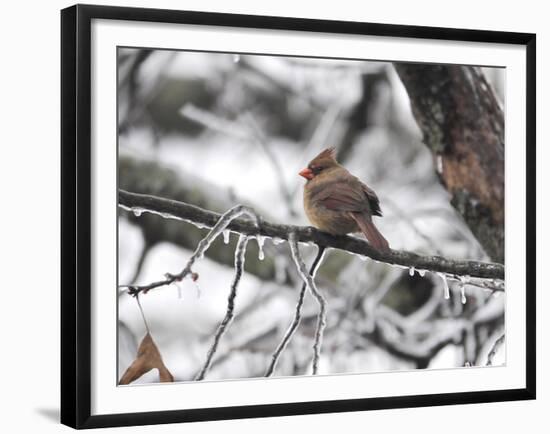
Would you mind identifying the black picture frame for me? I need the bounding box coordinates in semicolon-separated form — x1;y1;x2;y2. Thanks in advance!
61;4;536;429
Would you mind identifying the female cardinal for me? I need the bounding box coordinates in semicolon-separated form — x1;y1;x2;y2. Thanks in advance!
299;147;390;252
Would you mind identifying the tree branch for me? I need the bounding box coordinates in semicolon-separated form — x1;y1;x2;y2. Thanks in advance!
119;189;504;282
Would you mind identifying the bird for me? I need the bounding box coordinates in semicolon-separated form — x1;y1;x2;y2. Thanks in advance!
299;147;390;252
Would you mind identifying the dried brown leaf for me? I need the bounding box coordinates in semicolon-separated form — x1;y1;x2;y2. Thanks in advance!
119;332;174;385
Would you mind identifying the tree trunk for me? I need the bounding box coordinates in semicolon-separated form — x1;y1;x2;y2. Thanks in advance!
394;64;504;263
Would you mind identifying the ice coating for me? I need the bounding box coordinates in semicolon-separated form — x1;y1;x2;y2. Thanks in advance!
256;235;266;260
438;272;450;299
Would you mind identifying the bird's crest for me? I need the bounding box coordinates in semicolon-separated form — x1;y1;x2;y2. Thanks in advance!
311;147;337;163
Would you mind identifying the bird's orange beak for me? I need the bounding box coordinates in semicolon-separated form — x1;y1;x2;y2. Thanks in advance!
299;167;314;180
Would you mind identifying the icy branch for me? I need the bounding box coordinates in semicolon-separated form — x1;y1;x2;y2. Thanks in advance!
119;190;505;281
119;197;260;296
486;333;505;366
265;245;326;377
288;232;327;375
195;234;249;381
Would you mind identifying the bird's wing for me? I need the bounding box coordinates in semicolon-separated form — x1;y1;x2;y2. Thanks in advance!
313;180;369;213
360;182;382;217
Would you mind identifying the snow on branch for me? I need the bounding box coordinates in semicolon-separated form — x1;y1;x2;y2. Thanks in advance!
119;189;505;283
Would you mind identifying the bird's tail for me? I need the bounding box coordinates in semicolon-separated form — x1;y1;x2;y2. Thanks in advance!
349;212;390;253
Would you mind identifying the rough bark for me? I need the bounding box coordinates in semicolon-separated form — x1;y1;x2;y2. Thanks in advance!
394;64;504;263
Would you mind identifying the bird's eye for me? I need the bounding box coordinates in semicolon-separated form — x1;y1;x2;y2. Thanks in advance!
311;166;323;174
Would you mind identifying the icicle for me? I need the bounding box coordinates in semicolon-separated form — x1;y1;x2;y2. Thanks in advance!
418;269;426;277
438;272;450;299
409;266;415;276
223;229;231;244
132;207;144;217
272;237;284;245
436;155;443;174
256;235;266;260
459;276;469;304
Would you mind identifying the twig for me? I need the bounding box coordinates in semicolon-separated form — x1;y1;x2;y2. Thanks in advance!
119;190;505;281
486;333;505;366
265;244;326;377
288;232;327;375
135;294;150;335
195;234;249;381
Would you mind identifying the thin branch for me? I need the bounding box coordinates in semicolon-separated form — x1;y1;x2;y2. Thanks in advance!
119;189;505;281
120;199;260;296
195;234;249;381
288;232;328;375
265;244;326;377
486;333;505;366
135;294;150;335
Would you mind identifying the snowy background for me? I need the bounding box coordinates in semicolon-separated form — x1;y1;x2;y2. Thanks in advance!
117;48;505;383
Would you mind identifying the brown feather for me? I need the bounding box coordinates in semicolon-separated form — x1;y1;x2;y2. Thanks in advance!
349;212;390;252
312;147;336;161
